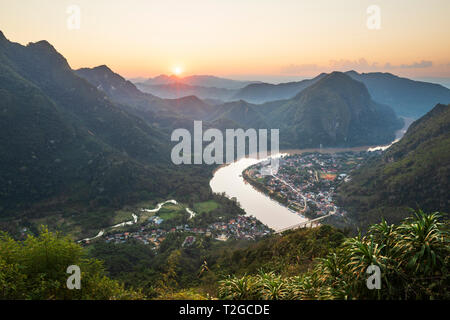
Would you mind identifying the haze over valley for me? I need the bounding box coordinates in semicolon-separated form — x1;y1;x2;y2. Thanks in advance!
0;0;449;303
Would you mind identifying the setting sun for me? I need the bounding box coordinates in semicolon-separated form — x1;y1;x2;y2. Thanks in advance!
0;0;449;305
173;66;183;76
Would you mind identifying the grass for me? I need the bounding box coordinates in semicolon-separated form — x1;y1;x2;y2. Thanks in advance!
158;204;185;221
112;210;135;225
193;200;219;214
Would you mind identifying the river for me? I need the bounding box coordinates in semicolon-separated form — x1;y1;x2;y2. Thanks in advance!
210;147;371;231
210;118;414;231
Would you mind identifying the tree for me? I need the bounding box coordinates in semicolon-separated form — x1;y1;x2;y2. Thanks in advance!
0;226;143;300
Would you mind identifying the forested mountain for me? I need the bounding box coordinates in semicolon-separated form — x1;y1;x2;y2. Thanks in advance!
229;71;450;117
0;30;448;301
131;70;450;118
337;103;450;228
270;72;403;147
1;30;437;241
79;66;403;150
0;32;212;237
75;65;166;112
345;71;450;118
210;72;403;148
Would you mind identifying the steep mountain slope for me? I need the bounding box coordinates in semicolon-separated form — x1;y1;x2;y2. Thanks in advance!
268;72;403;148
0;37;168;164
345;71;450;118
337;103;450;228
0;31;200;236
208;72;402;149
232;74;325;104
75;65;165;112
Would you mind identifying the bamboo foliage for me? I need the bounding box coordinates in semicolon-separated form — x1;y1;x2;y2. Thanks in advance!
218;210;449;300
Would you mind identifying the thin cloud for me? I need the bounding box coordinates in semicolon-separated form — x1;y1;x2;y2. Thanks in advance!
397;60;433;69
329;58;379;70
281;58;435;75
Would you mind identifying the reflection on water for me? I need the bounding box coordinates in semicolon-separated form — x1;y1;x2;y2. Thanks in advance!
210;154;307;232
210;118;415;231
210;147;369;231
210;140;413;231
368;117;415;152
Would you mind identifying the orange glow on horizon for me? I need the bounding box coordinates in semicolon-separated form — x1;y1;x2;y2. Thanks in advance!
0;0;448;80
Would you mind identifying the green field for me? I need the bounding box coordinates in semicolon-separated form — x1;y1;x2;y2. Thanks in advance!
112;210;135;225
158;204;186;221
193;200;220;214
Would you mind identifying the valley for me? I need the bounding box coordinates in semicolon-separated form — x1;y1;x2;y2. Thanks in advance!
0;23;448;302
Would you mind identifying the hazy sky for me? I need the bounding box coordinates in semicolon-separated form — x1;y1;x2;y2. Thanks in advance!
1;0;449;81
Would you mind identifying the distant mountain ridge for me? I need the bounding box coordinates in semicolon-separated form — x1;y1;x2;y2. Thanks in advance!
225;71;450;118
76;66;404;149
139;74;259;89
345;71;450;118
209;72;403;148
134;74;259;100
75;65;216;122
135;71;450;120
231;74;326;104
135;81;235;100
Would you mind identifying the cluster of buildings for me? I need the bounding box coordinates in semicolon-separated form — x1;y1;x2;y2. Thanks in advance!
207;215;271;241
247;152;371;218
103;214;271;250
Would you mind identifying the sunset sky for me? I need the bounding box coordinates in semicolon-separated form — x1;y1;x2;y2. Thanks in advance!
1;0;449;82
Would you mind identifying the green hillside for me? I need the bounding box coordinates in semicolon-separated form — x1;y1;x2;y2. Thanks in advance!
216;211;448;300
270;72;403;148
0;32;214;238
209;72;403;149
337;103;450;228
